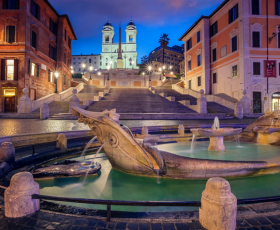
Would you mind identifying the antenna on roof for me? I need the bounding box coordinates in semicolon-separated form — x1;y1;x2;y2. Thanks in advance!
119;21;121;27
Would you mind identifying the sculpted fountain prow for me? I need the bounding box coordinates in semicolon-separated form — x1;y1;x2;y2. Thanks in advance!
191;117;242;151
72;107;280;179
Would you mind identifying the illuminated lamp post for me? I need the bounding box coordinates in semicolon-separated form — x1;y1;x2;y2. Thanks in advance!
82;63;86;75
159;67;162;80
89;66;93;80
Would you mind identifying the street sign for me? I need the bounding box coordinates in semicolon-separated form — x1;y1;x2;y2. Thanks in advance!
264;60;276;77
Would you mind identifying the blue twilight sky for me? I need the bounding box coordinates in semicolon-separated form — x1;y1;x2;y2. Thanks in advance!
49;0;224;63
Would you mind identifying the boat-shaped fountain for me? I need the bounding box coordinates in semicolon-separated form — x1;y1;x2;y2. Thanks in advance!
71;107;280;179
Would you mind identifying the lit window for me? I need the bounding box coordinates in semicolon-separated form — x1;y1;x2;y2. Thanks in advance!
7;60;14;80
50;72;53;82
31;63;36;76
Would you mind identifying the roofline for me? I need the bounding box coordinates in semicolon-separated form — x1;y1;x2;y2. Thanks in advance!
150;45;184;54
178;0;230;41
72;54;101;56
43;0;77;40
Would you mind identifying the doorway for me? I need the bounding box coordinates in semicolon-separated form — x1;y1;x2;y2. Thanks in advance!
272;92;280;111
253;92;262;113
4;96;16;113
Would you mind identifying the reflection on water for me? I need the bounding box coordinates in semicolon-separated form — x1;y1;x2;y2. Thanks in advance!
37;142;280;212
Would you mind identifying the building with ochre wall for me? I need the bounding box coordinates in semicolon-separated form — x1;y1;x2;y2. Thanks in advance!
0;0;76;112
179;0;280;113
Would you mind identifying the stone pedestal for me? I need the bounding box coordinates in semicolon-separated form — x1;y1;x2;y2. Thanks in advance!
197;89;207;114
208;137;225;151
239;90;251;114
18;88;32;114
234;102;243;119
178;124;184;136
5;172;40;218
56;134;67;151
0;142;15;164
69;89;80;113
199;177;237;230
142;126;149;135
40;103;49;120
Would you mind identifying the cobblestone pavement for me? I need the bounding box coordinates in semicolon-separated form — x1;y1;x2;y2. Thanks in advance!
0;119;256;137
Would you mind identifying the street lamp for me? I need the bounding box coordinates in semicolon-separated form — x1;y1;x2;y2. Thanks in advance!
132;60;134;70
82;63;86;75
89;66;93;80
159;67;162;80
98;71;101;76
54;72;59;93
107;65;110;81
148;65;152;81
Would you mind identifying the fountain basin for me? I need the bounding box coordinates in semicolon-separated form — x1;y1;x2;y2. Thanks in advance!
32;160;101;179
191;128;242;137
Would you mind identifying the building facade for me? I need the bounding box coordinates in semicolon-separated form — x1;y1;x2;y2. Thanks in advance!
0;0;76;113
101;20;138;69
148;45;184;74
179;0;280;113
72;54;101;74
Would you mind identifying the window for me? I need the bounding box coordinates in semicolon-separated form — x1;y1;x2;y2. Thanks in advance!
30;0;40;20
220;45;227;58
252;31;260;47
6;60;14;80
64;53;66;64
212;48;217;62
278;32;280;48
6;26;15;43
105;36;109;43
1;59;18;81
64;75;66;85
2;0;19;9
49;19;57;35
210;21;218;37
253;62;261;75
68;37;71;48
188;60;191;71
232;65;238;77
187;38;192;51
231;36;237;52
197;31;201;43
89;59;91;63
229;4;238;24
188;80;192;89
129;35;133;42
198;76;201;87
276;0;280;15
197;54;201;66
31;31;37;49
48;70;54;82
49;45;57;60
68;79;70;88
64;29;67;41
252;0;260;15
29;61;39;77
213;73;217;84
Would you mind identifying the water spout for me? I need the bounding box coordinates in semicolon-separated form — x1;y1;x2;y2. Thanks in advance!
212;117;220;130
191;133;197;152
234;135;240;147
156;169;160;184
81;136;97;158
83;141;108;184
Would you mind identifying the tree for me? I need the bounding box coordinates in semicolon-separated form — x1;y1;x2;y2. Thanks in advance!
141;55;149;65
158;33;170;66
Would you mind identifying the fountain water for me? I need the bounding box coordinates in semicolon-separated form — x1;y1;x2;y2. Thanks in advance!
81;136;97;158
190;133;197;152
234;135;240;147
83;141;108;184
212;117;220;130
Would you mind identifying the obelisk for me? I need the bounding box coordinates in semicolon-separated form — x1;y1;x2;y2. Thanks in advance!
117;24;124;69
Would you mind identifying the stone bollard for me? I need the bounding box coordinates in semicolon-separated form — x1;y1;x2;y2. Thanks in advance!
239;90;251;114
142;126;149;135
56;134;67;151
178;124;185;136
5;172;40;218
69;89;80;113
40;103;49;120
199;177;237;230
197;89;207;113
0;142;15;165
18;88;32;113
234;102;243;119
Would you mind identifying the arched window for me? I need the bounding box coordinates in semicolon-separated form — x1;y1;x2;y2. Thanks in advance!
129;35;133;42
105;36;109;43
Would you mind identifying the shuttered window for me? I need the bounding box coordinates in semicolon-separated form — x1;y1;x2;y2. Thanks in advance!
213;73;217;84
210;22;218;37
31;31;37;49
228;4;238;24
188;60;191;71
232;36;237;52
64;75;66;85
198;76;201;87
197;31;200;43
68;37;71;48
188;80;192;89
232;65;238;77
3;0;19;9
252;0;260;15
0;59;18;81
252;31;260;47
187;38;192;51
6;26;15;43
212;48;217;62
49;19;57;35
253;62;261;75
49;45;57;61
276;0;280;15
197;54;201;66
30;0;40;20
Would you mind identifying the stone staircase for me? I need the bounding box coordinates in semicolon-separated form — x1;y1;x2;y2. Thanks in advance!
86;88;197;114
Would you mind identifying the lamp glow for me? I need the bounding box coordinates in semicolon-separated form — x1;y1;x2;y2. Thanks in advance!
82;63;86;68
89;66;93;71
148;66;152;71
98;72;101;75
55;72;59;78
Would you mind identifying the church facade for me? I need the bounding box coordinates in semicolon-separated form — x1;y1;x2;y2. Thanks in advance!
101;20;138;69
